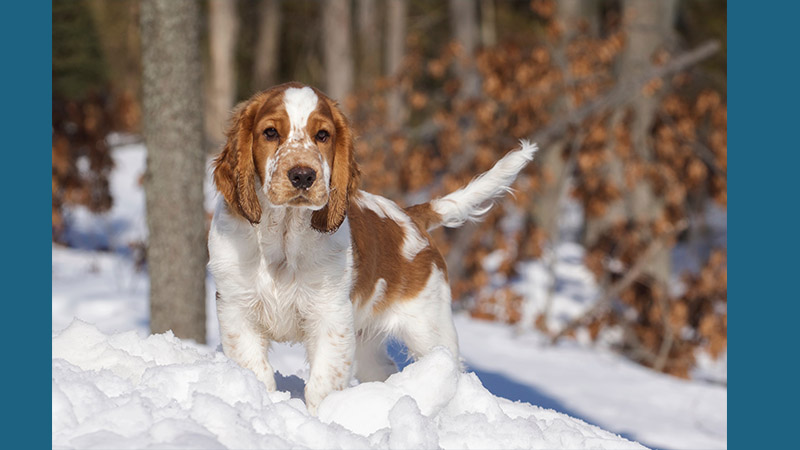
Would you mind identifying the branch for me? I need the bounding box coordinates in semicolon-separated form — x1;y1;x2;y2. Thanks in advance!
550;219;689;344
530;40;721;148
658;110;727;178
400;40;721;205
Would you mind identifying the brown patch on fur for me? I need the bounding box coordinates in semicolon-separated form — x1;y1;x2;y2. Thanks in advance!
405;202;444;231
266;147;327;207
213;94;272;223
225;333;239;352
310;96;361;233
349;198;447;313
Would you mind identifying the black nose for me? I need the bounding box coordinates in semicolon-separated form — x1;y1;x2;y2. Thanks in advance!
287;166;317;189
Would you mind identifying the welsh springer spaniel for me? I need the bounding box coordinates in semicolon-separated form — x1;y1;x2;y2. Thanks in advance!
208;82;537;414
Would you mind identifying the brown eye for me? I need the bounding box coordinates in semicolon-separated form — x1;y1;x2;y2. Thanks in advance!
315;130;330;143
264;128;279;141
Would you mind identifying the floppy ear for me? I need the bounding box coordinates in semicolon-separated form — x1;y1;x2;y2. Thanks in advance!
213;99;263;224
311;101;361;233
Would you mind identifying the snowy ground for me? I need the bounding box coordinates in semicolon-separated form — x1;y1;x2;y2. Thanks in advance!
52;143;726;449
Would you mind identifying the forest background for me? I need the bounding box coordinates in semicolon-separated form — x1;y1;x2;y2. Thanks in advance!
52;0;727;380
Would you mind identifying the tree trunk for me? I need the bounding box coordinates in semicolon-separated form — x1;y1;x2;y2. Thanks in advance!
357;0;380;84
252;0;281;91
532;0;596;236
141;0;207;343
622;0;676;220
385;0;407;131
479;0;496;48
623;0;678;285
444;0;480;285
322;0;354;105
522;0;598;332
448;0;480;100
583;0;678;285
205;0;239;151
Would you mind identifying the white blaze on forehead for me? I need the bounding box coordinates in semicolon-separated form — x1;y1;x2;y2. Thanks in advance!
283;87;319;137
265;86;320;190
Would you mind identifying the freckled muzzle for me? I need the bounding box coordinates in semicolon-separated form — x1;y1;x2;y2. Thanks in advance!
288;166;317;190
265;143;329;209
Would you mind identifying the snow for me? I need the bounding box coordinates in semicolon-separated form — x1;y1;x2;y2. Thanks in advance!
53;143;726;449
456;317;727;450
513;242;600;335
53;320;643;449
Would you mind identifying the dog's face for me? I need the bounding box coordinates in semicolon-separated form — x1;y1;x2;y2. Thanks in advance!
213;83;360;233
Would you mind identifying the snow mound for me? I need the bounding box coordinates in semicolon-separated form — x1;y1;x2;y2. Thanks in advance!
52;320;644;449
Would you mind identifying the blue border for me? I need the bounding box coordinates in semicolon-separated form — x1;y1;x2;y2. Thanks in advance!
0;2;771;448
0;1;52;446
729;2;796;449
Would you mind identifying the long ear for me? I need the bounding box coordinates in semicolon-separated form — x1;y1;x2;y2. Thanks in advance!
213;99;263;224
311;101;360;233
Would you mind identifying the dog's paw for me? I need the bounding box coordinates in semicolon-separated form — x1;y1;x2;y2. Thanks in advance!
304;384;324;416
249;361;277;391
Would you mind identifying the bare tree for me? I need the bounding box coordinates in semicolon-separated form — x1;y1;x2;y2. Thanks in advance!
622;0;678;226
385;0;407;131
517;1;598;332
141;0;207;343
448;0;480;99
584;0;678;285
322;0;354;104
205;0;239;150
357;0;380;84
532;0;596;237
444;0;481;286
479;0;496;48
252;0;282;90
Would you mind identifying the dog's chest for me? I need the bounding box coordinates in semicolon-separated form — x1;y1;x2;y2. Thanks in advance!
247;215;353;341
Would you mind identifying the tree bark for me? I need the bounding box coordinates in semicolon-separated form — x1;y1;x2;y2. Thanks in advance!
621;0;678;285
141;0;207;343
385;0;407;131
357;0;380;84
444;0;481;285
205;0;239;151
622;0;677;221
252;0;281;91
479;0;496;48
448;0;480;100
532;0;596;235
322;0;354;105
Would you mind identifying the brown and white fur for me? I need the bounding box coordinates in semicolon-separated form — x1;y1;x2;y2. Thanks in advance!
208;82;537;414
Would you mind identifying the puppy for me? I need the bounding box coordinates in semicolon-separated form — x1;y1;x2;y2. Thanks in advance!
208;82;537;414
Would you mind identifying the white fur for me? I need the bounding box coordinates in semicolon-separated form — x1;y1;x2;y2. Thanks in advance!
430;140;538;229
283;87;318;140
209;191;355;414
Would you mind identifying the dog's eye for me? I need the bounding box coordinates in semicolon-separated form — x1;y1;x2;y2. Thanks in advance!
264;128;279;141
315;130;330;143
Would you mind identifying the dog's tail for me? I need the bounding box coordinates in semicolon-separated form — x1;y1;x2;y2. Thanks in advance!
407;140;538;231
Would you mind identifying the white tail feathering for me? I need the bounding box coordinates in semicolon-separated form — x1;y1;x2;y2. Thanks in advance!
429;140;538;229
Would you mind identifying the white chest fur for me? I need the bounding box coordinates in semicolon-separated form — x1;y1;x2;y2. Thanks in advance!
208;198;353;343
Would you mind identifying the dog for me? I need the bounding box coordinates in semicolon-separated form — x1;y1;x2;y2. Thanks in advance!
208;82;537;414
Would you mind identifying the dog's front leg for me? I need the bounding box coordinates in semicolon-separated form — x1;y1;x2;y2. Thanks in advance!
302;301;356;415
217;300;276;391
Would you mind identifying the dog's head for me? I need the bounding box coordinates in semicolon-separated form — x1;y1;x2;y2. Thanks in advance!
213;82;360;233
